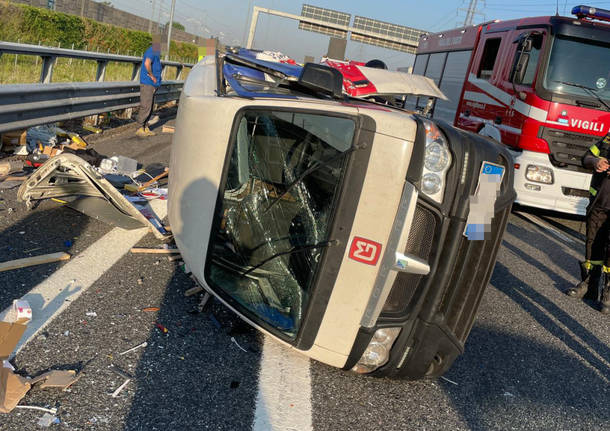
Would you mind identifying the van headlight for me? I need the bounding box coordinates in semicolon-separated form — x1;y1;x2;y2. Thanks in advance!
420;119;452;203
351;327;401;374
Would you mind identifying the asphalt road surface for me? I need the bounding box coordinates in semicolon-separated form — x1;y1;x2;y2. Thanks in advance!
0;117;608;431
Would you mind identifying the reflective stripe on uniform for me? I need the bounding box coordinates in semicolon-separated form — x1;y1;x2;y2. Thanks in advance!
590;187;598;196
590;144;600;156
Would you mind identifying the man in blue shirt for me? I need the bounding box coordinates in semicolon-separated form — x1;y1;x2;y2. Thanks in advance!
136;35;162;137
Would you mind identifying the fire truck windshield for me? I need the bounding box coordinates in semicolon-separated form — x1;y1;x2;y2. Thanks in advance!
542;35;610;107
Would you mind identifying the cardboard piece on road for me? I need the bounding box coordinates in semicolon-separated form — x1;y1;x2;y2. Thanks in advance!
0;300;32;413
31;370;80;390
0;367;31;413
0;300;32;360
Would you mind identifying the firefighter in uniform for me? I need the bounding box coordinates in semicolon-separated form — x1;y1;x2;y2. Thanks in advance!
566;132;610;314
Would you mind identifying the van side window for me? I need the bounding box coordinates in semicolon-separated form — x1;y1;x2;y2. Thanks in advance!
477;38;502;80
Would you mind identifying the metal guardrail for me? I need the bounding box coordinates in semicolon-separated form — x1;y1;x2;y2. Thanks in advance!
0;42;197;133
0;42;195;83
0;81;184;133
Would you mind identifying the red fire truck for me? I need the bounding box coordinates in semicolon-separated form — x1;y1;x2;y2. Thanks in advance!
409;5;610;215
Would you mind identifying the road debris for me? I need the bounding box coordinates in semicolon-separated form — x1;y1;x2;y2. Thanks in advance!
111;378;131;398
197;292;211;313
162;125;175;134
130;247;179;254
118;342;148;356
184;286;204;297
141;307;160;313
440;376;458;386
155;323;169;334
82;125;102;134
0;252;71;273
137;277;144;285
14;405;58;414
37;412;60;427
1;301;79;413
124;168;168;193
85;311;97;317
230;337;248;353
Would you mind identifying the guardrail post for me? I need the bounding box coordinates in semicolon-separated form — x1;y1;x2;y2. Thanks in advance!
96;60;108;82
40;56;57;83
176;65;183;80
131;63;141;81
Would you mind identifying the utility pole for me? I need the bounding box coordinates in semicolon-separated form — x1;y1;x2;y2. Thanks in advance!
165;0;176;60
148;0;157;34
242;0;253;46
463;0;478;26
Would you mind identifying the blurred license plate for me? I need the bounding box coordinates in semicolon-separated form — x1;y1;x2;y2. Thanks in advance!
464;161;505;240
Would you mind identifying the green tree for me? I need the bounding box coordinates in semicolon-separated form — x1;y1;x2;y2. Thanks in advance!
166;21;185;31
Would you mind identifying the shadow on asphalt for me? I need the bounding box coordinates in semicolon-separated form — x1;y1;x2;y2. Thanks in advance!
121;269;262;430
504;222;577;291
489;262;610;379
443;323;610;430
0;202;92;311
122;177;263;430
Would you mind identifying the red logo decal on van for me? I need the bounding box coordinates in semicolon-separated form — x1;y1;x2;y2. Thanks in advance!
349;237;382;265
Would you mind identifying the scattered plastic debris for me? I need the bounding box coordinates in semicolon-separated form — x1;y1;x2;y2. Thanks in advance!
231;337;248;353
111;378;131;398
85;311;97;317
141;307;160;313
440;376;458;386
155;323;169;334
15;406;58;414
37;412;60;427
118;342;148;356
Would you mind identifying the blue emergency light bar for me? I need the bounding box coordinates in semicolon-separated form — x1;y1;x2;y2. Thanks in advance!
572;5;610;22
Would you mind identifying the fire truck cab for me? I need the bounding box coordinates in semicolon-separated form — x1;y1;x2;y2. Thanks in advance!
411;5;610;215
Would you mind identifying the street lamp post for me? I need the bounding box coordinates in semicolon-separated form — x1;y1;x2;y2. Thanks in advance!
165;0;177;60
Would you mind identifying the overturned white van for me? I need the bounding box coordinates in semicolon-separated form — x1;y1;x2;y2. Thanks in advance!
168;50;516;379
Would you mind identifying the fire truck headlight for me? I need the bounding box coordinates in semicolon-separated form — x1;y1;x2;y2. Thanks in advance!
351;327;401;374
420;119;452;203
526;165;554;184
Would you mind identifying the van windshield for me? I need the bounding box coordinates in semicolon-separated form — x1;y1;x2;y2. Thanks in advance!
205;110;355;338
543;35;610;105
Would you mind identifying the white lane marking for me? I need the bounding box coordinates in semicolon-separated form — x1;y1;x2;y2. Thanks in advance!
516;211;576;244
253;336;312;431
2;200;167;357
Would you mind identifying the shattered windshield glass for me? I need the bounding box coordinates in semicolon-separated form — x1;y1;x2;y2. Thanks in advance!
206;110;356;338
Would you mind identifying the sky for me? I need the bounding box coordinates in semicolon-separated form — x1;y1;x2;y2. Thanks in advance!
107;0;610;69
